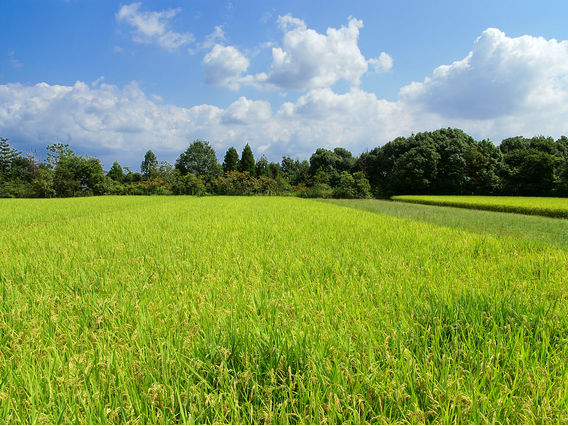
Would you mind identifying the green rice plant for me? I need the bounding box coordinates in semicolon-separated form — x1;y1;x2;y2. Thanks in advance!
325;198;568;251
0;196;567;423
392;195;568;218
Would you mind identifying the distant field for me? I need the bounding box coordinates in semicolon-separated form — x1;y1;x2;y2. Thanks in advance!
391;195;568;218
1;196;568;423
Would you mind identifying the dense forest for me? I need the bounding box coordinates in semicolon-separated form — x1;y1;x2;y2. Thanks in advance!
1;128;568;199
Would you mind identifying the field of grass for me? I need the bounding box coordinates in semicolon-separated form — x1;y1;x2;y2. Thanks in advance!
325;198;568;251
1;196;568;423
392;195;568;218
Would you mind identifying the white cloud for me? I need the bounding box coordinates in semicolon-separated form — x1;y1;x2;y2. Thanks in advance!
0;80;402;166
200;25;226;49
243;15;370;91
202;44;250;89
369;52;393;73
275;88;407;157
399;28;568;120
116;2;194;51
0;81;221;162
2;28;568;168
221;97;271;125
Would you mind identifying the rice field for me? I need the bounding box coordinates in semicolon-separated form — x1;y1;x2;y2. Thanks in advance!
391;195;568;218
1;196;568;423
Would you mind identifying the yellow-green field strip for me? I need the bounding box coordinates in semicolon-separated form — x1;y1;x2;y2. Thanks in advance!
392;195;568;218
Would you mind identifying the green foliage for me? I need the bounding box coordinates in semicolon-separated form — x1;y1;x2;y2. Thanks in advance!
308;147;355;187
172;172;206;195
331;171;371;199
31;165;55;198
499;136;565;195
281;156;309;185
239;144;255;175
297;182;333;198
2;128;568;199
136;177;172;195
140;150;158;179
54;154;106;197
267;161;281;179
175;140;221;182
255;155;270;177
392;143;440;194
107;161;125;183
222;147;240;173
214;171;290;196
46;143;73;169
0;137;21;175
464;139;502;194
215;171;258;195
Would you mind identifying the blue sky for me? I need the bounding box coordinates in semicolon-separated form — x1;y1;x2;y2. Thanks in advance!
1;0;568;169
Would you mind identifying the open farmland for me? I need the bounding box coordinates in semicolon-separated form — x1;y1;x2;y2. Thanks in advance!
392;195;568;218
1;196;568;423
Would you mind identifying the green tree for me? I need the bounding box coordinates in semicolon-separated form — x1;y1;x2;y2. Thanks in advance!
281;156;309;185
239;144;255;175
502;149;560;195
107;161;125;182
0;138;21;175
332;171;371;199
425;128;476;194
464;139;502;194
255;155;270;177
222;147;240;173
31;165;55;198
391;144;440;194
141;150;158;179
556;136;568;159
172;171;206;195
48;144;105;197
352;171;372;198
333;147;356;173
46;143;73;169
175;140;221;182
268;162;281;179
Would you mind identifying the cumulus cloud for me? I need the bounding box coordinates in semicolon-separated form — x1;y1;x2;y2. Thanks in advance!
369;52;393;73
116;2;194;51
275;88;407;157
221;97;271;125
2;28;568;168
243;15;370;91
202;44;250;89
399;28;568;120
0;81;220;162
0;80;404;166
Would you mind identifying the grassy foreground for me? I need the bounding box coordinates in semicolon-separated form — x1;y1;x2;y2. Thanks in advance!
392;195;568;218
1;196;568;423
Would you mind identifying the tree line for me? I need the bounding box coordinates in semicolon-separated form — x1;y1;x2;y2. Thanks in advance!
1;128;568;199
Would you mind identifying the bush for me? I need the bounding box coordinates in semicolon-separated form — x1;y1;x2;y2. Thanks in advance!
298;183;333;199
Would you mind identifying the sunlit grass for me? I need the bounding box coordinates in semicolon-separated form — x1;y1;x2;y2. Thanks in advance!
1;196;567;423
325;198;568;251
392;195;568;218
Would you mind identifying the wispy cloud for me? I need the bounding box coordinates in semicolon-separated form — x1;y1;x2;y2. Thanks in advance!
8;51;23;68
116;2;194;51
